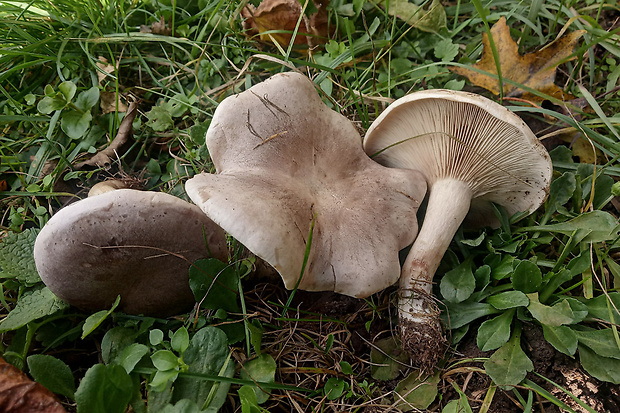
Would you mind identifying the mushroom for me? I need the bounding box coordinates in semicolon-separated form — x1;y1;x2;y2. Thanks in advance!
185;72;427;298
363;89;552;368
34;189;228;316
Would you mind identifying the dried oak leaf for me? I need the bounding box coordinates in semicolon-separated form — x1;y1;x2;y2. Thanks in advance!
241;0;329;46
0;357;66;412
451;17;585;103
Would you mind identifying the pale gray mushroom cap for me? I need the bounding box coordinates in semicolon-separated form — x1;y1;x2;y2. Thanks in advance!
363;89;552;227
34;189;228;316
186;72;426;298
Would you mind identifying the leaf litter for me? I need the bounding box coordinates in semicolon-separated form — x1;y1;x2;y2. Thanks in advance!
451;17;585;103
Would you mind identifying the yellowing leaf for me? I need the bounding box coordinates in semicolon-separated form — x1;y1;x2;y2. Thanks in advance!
372;0;446;33
451;17;585;103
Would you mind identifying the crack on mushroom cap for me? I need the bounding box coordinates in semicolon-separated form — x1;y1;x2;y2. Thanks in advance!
186;72;427;298
364;91;552;227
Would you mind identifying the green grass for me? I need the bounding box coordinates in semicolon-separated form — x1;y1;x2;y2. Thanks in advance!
1;0;620;411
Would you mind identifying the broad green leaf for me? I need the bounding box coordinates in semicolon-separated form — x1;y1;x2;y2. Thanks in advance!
203;359;235;413
238;385;261;413
75;87;100;111
0;228;40;285
118;343;149;374
102;327;138;365
58;81;77;102
37;95;66;114
146;105;174;132
474;265;491;290
150;329;165;346
370;336;408;380
519;211;620;243
578;345;620;384
150;368;180;392
189;259;240;313
27;354;76;399
171;327;190;355
542;325;577;357
487;291;529;310
511;261;542;294
434;38;459;61
484;330;533;389
477;309;514;352
575;328;620;359
443;302;500;329
563;297;588;323
240;354;276;404
160;399;201;413
0;287;69;332
582;293;620;323
171;326;229;404
484;254;515;280
543;172;576;222
151;350;180;371
323;378;346;400
61;109;92;139
82;295;120;339
75;364;134;413
442;399;470;413
394;371;440;410
527;294;575;326
440;260;476;303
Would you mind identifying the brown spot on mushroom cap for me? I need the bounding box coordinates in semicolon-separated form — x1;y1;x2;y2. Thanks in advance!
364;89;552;228
34;189;228;317
186;72;427;298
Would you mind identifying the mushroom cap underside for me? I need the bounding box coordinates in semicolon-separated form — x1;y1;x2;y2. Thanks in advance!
34;189;228;316
363;89;552;227
186;72;427;298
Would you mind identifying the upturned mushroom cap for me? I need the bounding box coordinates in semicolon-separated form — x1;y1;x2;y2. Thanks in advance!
34;189;228;316
186;72;426;298
363;89;552;228
363;89;552;369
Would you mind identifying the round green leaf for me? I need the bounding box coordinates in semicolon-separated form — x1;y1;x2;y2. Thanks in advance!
75;364;133;413
440;260;476;303
511;260;542;294
151;350;179;371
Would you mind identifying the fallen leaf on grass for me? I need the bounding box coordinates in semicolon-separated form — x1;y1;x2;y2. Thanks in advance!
95;56;115;85
140;16;172;36
100;91;128;114
0;357;67;412
371;0;446;33
76;100;138;169
241;0;329;47
451;17;585;103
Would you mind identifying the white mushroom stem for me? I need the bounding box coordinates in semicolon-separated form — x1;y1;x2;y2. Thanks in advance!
398;178;472;366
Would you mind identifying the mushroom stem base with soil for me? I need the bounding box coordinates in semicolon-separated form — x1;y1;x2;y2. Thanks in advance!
398;178;472;370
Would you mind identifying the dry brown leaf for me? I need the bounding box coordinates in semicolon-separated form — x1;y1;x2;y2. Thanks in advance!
451;17;585;103
140;16;172;36
76;100;138;169
241;0;329;47
0;357;66;413
95;56;115;85
100;91;129;114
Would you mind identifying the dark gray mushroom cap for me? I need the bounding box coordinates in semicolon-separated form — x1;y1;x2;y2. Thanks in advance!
34;189;228;316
